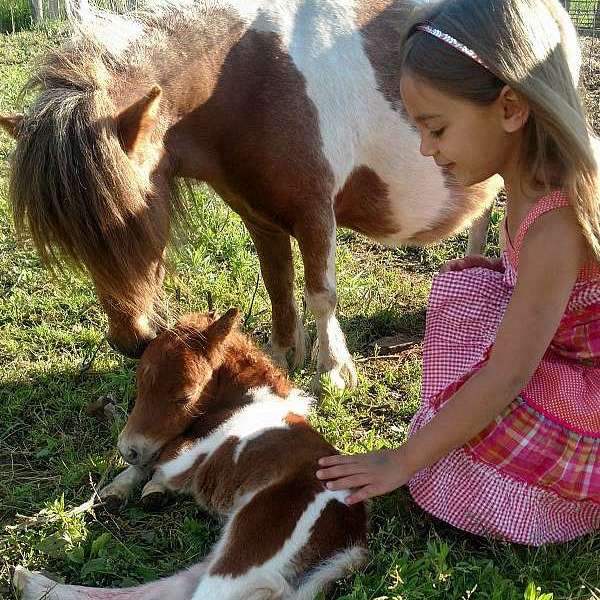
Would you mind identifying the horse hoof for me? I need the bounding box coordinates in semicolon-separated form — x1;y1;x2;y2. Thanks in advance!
312;361;358;393
140;491;167;512
101;493;125;513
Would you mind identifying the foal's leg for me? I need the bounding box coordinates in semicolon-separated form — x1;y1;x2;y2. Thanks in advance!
295;210;357;390
13;561;208;600
139;435;201;510
245;219;307;369
98;465;150;510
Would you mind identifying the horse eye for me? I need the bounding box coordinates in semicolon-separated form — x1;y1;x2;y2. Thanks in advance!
175;395;191;405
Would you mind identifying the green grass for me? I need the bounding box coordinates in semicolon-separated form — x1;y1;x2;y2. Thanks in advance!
0;0;31;34
0;27;599;600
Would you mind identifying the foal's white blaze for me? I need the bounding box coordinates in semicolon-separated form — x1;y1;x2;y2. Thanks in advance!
158;386;312;481
191;490;349;600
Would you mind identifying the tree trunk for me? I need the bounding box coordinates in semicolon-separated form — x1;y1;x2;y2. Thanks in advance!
46;0;61;19
29;0;43;22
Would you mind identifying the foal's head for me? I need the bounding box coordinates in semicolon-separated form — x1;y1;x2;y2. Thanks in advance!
117;309;240;466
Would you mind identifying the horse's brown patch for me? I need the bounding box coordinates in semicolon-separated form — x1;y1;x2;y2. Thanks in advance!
209;470;322;578
167;27;333;234
293;497;368;573
220;330;292;399
285;412;309;426
335;166;399;238
356;0;413;108
192;437;240;511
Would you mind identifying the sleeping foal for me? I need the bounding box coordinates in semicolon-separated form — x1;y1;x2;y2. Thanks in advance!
14;309;367;600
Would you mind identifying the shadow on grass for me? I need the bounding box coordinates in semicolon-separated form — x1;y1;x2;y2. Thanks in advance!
339;307;426;354
0;365;136;524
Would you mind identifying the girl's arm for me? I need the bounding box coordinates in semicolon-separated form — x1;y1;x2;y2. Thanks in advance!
318;208;586;504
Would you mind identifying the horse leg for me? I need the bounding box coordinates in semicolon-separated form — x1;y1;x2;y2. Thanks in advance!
466;205;492;256
98;465;150;510
245;219;307;370
13;561;208;600
295;210;357;390
139;435;202;510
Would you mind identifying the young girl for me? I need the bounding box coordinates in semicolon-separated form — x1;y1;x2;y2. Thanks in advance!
317;0;600;545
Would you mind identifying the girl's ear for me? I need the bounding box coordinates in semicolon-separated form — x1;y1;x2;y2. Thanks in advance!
498;85;530;133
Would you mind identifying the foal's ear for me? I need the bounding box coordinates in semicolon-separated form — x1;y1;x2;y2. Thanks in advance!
203;308;240;348
0;114;24;139
116;85;162;157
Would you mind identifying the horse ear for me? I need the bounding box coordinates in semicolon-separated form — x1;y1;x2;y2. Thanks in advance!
0;114;24;139
203;308;240;349
116;85;162;157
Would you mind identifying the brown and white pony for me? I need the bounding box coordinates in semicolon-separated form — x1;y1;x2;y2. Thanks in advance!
0;0;577;387
14;308;368;600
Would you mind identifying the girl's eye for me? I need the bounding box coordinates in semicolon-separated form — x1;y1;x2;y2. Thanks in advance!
430;127;445;138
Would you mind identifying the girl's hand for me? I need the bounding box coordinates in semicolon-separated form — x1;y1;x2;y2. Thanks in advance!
316;450;413;505
440;255;504;273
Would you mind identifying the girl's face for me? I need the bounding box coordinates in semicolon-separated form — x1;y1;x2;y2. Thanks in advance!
400;73;524;187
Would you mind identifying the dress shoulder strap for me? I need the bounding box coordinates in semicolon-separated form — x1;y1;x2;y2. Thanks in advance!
512;190;570;256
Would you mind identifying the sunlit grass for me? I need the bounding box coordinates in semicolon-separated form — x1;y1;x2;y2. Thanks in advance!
0;26;598;600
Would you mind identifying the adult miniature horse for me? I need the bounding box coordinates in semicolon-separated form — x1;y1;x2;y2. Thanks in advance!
0;0;504;388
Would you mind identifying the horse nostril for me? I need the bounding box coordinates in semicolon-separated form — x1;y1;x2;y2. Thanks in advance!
122;447;139;465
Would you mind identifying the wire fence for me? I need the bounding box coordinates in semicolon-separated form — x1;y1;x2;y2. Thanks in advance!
564;0;600;35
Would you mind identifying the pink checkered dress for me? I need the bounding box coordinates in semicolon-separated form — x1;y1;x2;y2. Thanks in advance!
408;191;600;545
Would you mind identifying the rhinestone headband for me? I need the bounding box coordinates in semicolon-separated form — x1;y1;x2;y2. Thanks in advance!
416;24;490;71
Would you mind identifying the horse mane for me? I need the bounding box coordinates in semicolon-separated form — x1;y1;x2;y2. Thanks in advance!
9;11;186;314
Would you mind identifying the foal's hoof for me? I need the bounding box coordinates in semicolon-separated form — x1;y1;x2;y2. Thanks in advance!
141;480;168;511
99;493;126;513
140;491;167;512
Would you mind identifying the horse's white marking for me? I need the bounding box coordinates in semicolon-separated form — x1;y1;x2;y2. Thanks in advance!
306;288;356;387
304;227;357;388
294;546;367;600
71;1;145;57
158;386;312;480
99;465;149;500
222;0;451;242
13;562;209;600
191;490;348;599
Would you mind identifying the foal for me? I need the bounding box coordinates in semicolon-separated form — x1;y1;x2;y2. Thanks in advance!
14;309;367;600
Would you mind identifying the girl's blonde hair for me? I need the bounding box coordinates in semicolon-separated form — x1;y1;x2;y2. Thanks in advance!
401;0;600;259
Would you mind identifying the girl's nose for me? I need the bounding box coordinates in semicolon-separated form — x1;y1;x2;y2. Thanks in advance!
419;135;435;158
